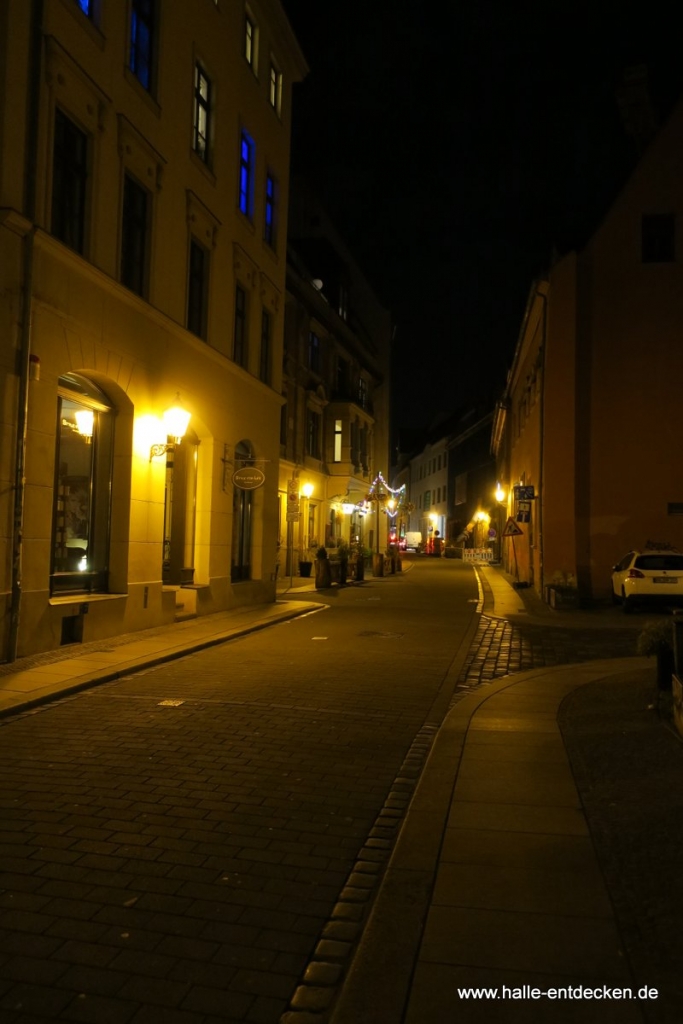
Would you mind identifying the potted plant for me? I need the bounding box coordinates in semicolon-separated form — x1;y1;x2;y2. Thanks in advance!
298;539;317;578
315;545;332;589
337;541;350;584
637;619;674;690
350;542;365;581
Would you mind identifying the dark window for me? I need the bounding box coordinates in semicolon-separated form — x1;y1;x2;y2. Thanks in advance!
187;239;209;339
239;130;255;218
667;503;683;515
51;374;113;595
234;285;248;367
52;108;88;254
336;358;351;396
193;63;211;162
130;0;154;91
306;410;321;459
264;173;276;247
260;308;271;384
358;377;368;409
280;396;287;445
120;174;148;297
308;332;320;373
642;214;675;263
634;554;683;571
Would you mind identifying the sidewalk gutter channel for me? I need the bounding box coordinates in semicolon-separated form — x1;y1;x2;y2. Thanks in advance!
279;586;483;1024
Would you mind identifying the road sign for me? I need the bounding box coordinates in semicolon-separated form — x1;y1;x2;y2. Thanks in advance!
287;479;300;513
502;517;524;537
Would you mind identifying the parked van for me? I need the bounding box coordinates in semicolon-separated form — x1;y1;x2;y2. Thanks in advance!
404;532;422;551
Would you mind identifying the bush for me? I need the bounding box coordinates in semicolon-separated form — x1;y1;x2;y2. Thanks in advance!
637;619;673;658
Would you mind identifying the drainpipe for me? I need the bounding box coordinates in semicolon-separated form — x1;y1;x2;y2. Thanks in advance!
8;0;43;662
535;284;548;601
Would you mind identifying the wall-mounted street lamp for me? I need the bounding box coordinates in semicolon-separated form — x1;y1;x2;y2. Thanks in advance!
149;397;192;460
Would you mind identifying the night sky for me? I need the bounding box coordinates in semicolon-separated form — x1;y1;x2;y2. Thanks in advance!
281;1;682;436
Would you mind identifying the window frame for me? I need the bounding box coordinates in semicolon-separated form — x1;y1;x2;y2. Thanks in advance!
51;106;89;255
269;58;282;115
306;409;321;460
192;61;212;164
51;374;114;596
308;331;321;374
244;9;258;73
260;307;271;384
187;237;210;340
120;171;150;297
129;0;155;93
264;171;277;248
238;129;255;219
234;283;248;368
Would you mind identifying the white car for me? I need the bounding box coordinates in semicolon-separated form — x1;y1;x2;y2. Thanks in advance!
611;549;683;612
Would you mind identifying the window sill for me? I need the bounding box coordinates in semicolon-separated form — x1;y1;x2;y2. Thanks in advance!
49;593;127;606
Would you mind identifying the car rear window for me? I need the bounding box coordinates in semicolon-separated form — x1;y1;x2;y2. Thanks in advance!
634;555;683;571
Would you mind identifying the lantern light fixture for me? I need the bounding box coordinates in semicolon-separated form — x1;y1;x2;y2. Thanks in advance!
150;395;191;460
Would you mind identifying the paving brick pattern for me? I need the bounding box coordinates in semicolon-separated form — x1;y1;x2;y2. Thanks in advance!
454;613;639;697
0;569;649;1024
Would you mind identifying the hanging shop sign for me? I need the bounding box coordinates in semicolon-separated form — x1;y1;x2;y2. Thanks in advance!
232;467;266;490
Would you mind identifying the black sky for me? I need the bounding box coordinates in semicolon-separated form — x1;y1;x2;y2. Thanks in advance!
281;1;682;434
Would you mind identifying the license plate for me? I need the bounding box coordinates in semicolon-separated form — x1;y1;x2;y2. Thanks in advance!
654;577;678;584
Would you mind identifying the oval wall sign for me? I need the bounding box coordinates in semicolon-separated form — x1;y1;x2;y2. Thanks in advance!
232;466;265;490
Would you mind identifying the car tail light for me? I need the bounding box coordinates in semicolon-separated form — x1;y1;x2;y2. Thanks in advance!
628;568;645;578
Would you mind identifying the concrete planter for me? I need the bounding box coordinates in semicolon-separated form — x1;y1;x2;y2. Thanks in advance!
546;585;580;610
315;558;332;589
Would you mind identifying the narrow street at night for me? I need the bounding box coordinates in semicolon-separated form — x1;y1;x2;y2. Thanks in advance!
0;561;478;1023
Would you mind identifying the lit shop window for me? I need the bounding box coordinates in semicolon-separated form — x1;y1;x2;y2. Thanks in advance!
52;374;114;594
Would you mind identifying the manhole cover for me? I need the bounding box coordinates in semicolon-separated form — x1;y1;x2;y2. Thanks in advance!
157;699;185;707
358;631;404;639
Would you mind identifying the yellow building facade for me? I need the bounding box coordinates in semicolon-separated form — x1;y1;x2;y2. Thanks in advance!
0;0;306;658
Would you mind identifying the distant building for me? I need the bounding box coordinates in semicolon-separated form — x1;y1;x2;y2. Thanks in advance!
0;0;306;659
492;94;683;602
278;181;392;573
393;406;496;553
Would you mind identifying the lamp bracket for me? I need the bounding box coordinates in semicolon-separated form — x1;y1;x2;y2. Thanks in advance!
149;442;176;462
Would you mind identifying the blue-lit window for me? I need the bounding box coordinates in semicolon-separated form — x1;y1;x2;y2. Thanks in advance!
264;173;276;247
77;0;92;16
193;63;212;163
238;130;255;219
130;0;154;91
